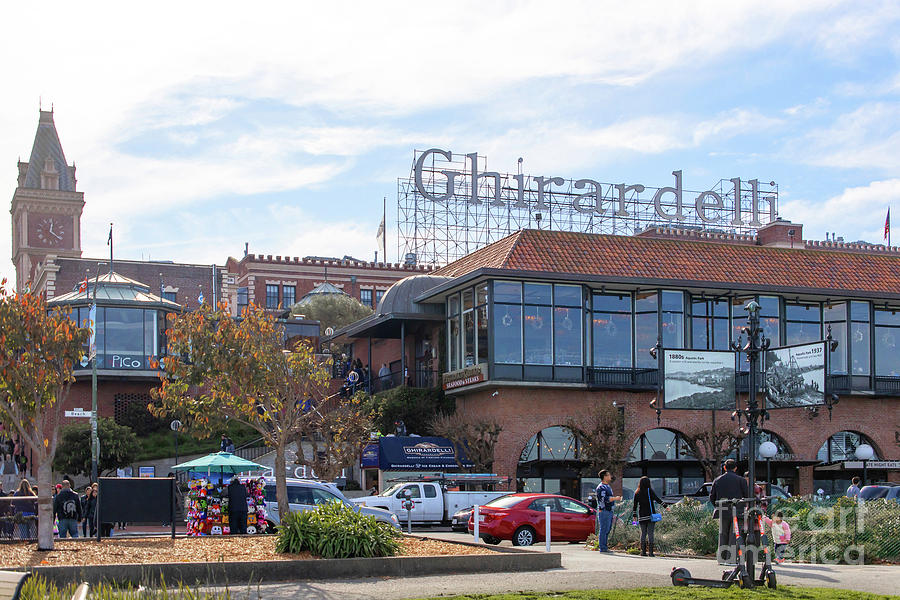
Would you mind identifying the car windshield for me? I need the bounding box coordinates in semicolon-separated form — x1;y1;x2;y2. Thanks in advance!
483;495;520;509
379;483;404;497
859;487;889;500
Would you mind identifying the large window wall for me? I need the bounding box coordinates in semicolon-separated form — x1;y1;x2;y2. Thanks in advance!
70;306;165;371
445;279;900;391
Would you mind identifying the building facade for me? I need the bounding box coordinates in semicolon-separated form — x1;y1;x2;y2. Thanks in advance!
343;222;900;498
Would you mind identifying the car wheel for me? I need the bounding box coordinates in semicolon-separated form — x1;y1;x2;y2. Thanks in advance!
483;535;502;545
512;526;536;546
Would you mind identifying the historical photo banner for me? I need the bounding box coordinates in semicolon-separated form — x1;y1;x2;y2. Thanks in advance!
663;350;736;410
764;342;826;408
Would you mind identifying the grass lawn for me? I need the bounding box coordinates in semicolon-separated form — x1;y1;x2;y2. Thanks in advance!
135;420;262;461
413;587;897;600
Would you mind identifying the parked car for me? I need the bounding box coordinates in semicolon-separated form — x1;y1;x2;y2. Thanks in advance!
661;482;791;506
253;477;400;529
858;484;900;502
451;494;511;531
466;493;596;546
352;481;507;525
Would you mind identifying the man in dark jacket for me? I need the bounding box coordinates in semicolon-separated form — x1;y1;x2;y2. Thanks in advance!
709;459;749;564
228;478;248;534
53;480;82;538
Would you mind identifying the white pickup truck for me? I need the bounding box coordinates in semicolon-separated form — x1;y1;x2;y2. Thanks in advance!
351;481;507;524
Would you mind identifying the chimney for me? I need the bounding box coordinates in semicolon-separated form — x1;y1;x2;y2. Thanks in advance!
757;218;802;249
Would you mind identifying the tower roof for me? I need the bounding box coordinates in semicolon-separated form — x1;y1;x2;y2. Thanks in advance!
48;271;180;309
22;110;76;191
296;281;348;305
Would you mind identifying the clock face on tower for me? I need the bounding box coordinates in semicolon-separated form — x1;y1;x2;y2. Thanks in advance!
35;216;66;247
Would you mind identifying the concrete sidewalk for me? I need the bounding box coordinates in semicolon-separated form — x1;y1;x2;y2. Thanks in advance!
212;532;900;599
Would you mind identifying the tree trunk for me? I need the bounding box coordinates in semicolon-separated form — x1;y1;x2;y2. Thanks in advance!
36;455;54;551
274;439;289;522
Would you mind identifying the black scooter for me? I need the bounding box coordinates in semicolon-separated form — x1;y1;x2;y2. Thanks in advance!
671;496;776;589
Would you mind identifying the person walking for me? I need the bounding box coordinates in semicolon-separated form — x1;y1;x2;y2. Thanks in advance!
709;459;749;564
81;485;97;537
846;476;862;498
595;469;622;553
53;480;82;538
12;479;36;539
228;477;248;534
377;363;390;391
631;476;663;556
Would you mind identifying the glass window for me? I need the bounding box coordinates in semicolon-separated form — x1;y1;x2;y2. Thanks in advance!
528;497;559;512
524;282;552;305
785;302;820;345
143;311;157;358
557;497;589;514
494;281;522;304
823;302;847;374
592;293;632;368
817;431;879;462
524;304;552;364
162;291;177;303
759;296;781;346
476;282;489;306
424;485;438;498
462;289;475;312
493;304;522;364
691;298;730;350
634;291;658;368
360;289;373;307
104;308;146;370
554;284;582;307
282;285;296;307
396;485;421;499
661;291;684;349
448;294;459;316
236;287;248;308
476;305;489;364
643;428;678;460
375;289;385;307
537;426;578;460
850;301;870;376
875;307;900;376
554;306;582;366
463;310;476;367
265;284;279;309
448;316;461;371
287;486;312;505
310;488;341;505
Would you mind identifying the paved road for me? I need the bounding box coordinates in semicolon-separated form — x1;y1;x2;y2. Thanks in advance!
213;530;900;599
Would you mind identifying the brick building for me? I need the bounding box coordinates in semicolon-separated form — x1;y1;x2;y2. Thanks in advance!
339;222;900;498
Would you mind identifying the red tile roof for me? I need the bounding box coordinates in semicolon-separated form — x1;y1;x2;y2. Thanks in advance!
431;229;900;297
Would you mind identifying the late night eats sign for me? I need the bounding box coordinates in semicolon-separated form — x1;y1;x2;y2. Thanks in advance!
414;148;776;227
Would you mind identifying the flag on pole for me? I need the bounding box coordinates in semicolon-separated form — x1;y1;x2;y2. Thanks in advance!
107;225;112;246
376;216;385;258
885;208;891;241
198;290;205;304
78;276;87;293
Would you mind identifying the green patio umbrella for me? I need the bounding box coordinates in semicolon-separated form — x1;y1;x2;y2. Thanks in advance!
171;451;266;476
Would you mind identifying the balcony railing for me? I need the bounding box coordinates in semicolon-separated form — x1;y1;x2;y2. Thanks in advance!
587;367;658;389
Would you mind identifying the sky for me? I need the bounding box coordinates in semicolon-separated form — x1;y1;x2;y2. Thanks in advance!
4;1;900;286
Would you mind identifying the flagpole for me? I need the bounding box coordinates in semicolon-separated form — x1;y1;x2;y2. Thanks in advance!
383;196;387;263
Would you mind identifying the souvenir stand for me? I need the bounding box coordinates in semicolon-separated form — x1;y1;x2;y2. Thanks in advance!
172;451;269;536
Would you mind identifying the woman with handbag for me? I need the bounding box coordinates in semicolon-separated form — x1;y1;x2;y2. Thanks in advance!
631;476;663;556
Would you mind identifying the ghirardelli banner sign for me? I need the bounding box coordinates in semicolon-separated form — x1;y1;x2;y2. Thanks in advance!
402;441;455;458
413;148;776;227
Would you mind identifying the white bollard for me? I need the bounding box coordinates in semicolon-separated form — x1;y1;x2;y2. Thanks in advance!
473;504;480;543
545;505;551;552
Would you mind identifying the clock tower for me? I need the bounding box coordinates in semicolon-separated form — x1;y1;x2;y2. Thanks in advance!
10;109;84;292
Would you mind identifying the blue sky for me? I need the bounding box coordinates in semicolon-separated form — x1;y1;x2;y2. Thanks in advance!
4;1;900;285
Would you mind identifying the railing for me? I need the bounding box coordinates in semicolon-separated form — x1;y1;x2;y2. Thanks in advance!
828;374;852;394
234;437;269;462
874;376;900;394
0;497;37;541
587;367;658;389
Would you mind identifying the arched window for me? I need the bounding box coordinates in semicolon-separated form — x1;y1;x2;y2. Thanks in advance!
738;430;791;460
817;431;879;463
627;428;693;462
519;426;579;462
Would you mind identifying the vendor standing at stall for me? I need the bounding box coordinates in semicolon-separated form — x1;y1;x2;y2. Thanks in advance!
228;477;248;534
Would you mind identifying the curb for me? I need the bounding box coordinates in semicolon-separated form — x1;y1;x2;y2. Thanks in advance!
23;549;562;587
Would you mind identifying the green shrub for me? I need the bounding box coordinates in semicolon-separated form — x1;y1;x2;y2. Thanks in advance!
275;501;402;559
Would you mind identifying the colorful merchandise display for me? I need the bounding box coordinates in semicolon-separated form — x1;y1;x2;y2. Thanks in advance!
184;477;269;536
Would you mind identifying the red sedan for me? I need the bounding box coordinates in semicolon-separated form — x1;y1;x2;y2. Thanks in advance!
467;493;596;546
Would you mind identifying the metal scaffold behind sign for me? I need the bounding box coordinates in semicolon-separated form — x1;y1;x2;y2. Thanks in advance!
398;148;778;266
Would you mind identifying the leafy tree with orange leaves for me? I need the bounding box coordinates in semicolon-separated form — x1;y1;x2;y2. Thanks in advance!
150;302;331;521
0;280;90;550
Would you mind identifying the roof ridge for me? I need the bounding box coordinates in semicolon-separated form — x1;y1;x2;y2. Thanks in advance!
500;230;527;267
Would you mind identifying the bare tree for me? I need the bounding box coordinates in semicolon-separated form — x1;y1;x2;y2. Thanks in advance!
294;391;374;481
681;411;745;481
566;402;633;479
431;412;502;473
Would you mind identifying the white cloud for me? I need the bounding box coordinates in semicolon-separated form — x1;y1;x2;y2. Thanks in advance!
780;179;900;243
792;102;900;171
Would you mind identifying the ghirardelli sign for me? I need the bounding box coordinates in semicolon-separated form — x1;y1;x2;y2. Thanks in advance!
402;441;455;457
413;148;776;227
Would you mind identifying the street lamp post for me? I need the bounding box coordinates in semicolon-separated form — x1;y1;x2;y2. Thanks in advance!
855;443;874;486
730;301;771;502
171;420;182;467
759;440;778;497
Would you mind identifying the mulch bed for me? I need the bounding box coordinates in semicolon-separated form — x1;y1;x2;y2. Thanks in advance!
0;535;492;568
